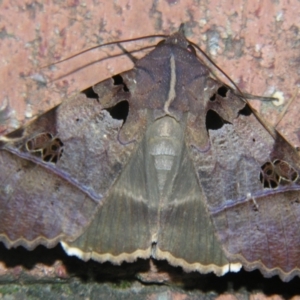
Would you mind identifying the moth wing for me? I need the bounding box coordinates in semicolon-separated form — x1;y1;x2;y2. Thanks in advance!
61;130;152;263
0;79;147;251
189;85;300;281
155;140;236;276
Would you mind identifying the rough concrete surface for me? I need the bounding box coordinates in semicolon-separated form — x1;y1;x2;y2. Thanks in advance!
0;0;300;299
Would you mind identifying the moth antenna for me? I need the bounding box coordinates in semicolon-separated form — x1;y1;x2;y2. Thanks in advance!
42;35;167;69
274;88;298;127
116;43;138;64
231;91;279;102
190;41;281;104
47;45;156;83
189;41;245;97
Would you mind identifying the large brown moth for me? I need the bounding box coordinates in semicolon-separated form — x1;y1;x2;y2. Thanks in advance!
0;25;300;282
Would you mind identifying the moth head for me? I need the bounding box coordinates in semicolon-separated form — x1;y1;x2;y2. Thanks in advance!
155;24;197;57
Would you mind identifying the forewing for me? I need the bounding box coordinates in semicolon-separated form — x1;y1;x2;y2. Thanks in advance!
188;84;300;281
61;131;152;263
0;82;146;250
156;141;236;276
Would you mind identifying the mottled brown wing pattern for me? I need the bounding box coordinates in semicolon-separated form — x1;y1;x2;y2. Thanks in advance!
0;88;146;249
0;27;300;282
188;84;300;281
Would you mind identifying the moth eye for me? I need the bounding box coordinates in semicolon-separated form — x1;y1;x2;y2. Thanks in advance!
205;110;230;130
106;100;129;123
187;44;196;55
112;74;129;92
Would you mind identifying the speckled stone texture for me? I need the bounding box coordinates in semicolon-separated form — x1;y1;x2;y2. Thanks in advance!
0;0;300;299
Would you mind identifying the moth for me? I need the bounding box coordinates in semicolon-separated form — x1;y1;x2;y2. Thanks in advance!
0;25;300;282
